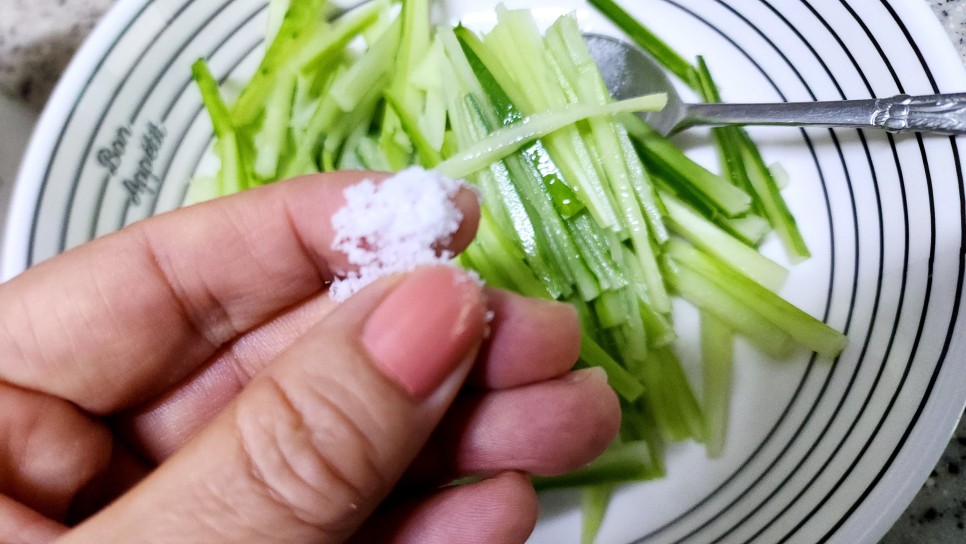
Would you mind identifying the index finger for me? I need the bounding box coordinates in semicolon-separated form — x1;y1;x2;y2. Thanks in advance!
0;171;480;413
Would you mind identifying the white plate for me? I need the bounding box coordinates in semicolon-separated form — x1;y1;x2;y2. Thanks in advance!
3;1;966;543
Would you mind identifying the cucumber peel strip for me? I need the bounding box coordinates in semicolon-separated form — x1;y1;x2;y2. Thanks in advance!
436;94;668;179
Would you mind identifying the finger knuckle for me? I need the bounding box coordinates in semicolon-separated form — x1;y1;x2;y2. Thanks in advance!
235;374;390;537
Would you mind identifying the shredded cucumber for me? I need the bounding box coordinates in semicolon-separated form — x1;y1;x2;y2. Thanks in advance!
700;311;734;458
188;1;848;540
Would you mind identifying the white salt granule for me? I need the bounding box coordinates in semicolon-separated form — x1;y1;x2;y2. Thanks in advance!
328;167;471;301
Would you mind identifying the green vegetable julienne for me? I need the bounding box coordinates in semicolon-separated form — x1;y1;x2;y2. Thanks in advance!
188;0;848;539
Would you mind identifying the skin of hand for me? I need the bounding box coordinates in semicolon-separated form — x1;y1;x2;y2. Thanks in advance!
0;171;621;544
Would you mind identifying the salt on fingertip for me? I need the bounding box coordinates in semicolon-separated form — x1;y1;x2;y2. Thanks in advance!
328;167;479;301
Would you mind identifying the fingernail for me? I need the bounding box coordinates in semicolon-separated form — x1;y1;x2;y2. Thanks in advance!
362;266;485;398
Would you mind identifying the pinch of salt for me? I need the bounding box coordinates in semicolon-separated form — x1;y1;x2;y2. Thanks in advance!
328;167;472;302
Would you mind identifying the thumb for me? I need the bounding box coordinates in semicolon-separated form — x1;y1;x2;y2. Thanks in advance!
63;266;488;544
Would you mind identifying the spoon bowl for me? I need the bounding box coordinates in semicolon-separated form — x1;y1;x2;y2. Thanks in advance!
582;33;682;136
583;33;966;136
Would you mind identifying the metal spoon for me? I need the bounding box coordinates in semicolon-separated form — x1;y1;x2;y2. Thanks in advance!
583;33;966;136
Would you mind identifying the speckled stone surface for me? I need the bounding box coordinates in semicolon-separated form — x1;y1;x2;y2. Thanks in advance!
933;0;966;65
0;0;114;109
0;0;965;542
881;418;966;543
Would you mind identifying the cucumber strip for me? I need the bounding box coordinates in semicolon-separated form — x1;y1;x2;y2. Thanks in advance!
436;94;667;179
289;70;326;136
770;160;790;190
264;0;290;44
501;150;602;301
298;0;388;71
443;37;591;299
351;135;392;171
477;212;554;296
479;16;624;230
665;256;797;359
463;217;553;299
581;485;612;544
282;66;345;177
594;289;630;329
622;113;752;218
390;0;431;95
443;90;617;300
608;304;649;371
738;129;812;262
650;171;765;248
693;57;810;261
619;397;665;459
483;159;575;299
642;347;706;443
253;73;296;179
408;37;448;150
334;123;369;170
617;243;676;346
191;59;251;193
667;239;846;358
453;26;524;125
588;0;699;88
440;73;521;221
456;28;583;218
568;213;627;292
531;440;661;490
617;121;669;243
230;0;327;126
378;0;432;169
217;133;248;195
384;91;443;167
639;298;676;348
701;311;734;458
723;213;771;247
329;16;401;111
552;126;625;231
321;83;383;171
662;191;789;291
580;332;646;402
528;142;585;218
539;16;672;312
694;57;762;211
712;126;762;214
459;30;587;233
375;129;411;173
545;15;669;243
191;60;235;139
568;126;672;311
455;248;510;290
492;7;572;110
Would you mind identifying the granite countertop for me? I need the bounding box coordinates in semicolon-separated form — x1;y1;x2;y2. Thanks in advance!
1;0;965;542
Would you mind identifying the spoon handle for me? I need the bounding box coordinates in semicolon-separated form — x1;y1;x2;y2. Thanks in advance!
681;93;966;135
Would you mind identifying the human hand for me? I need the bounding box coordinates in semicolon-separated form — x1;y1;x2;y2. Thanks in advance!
0;171;620;543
